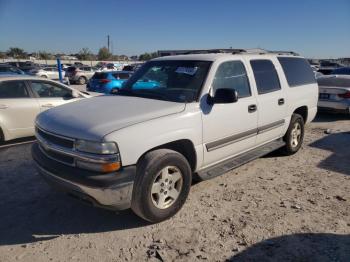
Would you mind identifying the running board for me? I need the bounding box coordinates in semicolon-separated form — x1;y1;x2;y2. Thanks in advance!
197;139;285;180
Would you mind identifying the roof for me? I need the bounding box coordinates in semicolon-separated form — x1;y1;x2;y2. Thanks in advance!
0;75;47;81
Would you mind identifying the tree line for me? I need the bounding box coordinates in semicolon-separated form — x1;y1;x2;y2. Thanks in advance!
0;47;159;61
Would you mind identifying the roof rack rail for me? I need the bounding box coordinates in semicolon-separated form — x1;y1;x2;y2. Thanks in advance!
183;49;247;55
157;49;299;57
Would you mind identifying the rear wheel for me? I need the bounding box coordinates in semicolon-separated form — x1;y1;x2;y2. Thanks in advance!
131;149;192;223
78;76;87;85
41;75;47;78
0;128;4;143
281;114;304;155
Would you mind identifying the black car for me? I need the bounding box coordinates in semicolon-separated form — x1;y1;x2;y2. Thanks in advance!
331;67;350;75
0;64;25;75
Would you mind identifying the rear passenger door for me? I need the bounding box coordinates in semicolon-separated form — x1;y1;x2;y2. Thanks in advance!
0;80;40;139
248;59;287;145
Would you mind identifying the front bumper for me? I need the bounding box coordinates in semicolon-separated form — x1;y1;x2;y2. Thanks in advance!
32;143;135;210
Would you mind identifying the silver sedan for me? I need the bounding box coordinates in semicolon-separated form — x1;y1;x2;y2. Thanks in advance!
317;75;350;114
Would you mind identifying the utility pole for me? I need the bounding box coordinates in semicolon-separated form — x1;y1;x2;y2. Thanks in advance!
107;35;110;52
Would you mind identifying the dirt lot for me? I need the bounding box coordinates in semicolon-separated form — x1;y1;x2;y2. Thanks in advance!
0;113;349;262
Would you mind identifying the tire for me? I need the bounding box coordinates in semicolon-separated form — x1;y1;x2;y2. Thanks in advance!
131;149;192;223
78;76;87;85
41;75;48;78
0;128;4;143
281;113;304;155
110;88;119;94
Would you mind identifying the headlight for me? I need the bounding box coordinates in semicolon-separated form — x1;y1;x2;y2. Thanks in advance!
75;140;119;154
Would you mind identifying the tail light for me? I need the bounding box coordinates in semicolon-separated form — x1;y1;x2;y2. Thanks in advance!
338;91;350;99
99;79;111;83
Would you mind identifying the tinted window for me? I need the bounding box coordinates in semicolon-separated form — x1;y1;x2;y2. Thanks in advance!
113;73;130;80
92;72;108;79
0;81;29;98
250;60;281;94
31;81;72;98
212;61;251;98
67;67;77;72
278;57;316;87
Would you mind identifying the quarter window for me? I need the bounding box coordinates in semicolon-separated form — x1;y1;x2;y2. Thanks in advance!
278;57;316;87
0;81;29;98
250;60;281;94
212;61;251;98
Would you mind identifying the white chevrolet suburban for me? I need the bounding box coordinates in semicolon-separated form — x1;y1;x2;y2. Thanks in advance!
32;49;318;222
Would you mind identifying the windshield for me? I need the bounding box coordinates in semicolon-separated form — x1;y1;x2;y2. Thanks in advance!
119;60;212;102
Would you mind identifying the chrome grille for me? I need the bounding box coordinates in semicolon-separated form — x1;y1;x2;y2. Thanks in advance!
36;127;74;149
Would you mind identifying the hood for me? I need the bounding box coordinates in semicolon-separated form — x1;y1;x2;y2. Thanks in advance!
36;95;185;141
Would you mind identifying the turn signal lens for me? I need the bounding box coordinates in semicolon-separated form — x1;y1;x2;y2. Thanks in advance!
101;162;121;173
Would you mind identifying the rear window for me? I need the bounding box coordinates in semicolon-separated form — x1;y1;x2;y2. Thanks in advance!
0;81;29;98
92;72;108;79
278;57;316;87
250;60;281;94
67;66;77;72
112;73;130;80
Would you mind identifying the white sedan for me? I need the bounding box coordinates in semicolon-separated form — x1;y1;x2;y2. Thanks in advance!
31;67;65;80
0;75;96;142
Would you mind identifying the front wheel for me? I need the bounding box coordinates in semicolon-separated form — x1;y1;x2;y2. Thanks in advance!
131;149;192;223
281;113;304;155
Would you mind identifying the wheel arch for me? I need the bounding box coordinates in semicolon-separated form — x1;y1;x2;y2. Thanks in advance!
137;139;197;172
293;106;308;123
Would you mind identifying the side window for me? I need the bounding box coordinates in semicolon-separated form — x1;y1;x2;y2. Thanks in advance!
0;81;29;98
278;57;316;87
31;81;72;98
250;60;281;94
212;61;251;98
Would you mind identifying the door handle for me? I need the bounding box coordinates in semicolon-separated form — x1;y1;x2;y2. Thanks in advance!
42;104;54;108
248;104;257;113
0;104;8;109
278;98;285;105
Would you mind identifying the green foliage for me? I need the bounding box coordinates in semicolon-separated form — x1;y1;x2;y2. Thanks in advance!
98;47;112;60
139;52;158;61
77;48;94;60
6;47;27;59
38;51;53;60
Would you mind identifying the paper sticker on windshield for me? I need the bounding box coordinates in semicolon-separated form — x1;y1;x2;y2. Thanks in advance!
175;67;198;75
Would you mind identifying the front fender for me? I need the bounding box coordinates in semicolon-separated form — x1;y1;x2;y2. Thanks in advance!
104;108;203;168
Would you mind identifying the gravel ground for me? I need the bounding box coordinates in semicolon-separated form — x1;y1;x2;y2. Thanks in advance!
0;113;349;262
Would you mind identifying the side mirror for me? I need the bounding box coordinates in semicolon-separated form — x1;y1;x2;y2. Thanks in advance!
207;88;239;104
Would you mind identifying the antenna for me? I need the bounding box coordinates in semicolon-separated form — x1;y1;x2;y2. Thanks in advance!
107;35;110;52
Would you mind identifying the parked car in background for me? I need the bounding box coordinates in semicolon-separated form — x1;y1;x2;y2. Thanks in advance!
317;75;350;114
0;64;26;75
122;63;144;72
32;50;318;222
87;71;132;94
65;66;95;84
0;75;97;142
7;61;40;73
331;67;350;76
30;67;65;79
318;61;344;75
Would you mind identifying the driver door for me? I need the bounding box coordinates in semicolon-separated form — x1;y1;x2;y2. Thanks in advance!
29;80;80;112
202;60;258;167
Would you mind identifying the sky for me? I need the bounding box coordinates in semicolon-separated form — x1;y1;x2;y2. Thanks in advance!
0;0;349;58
